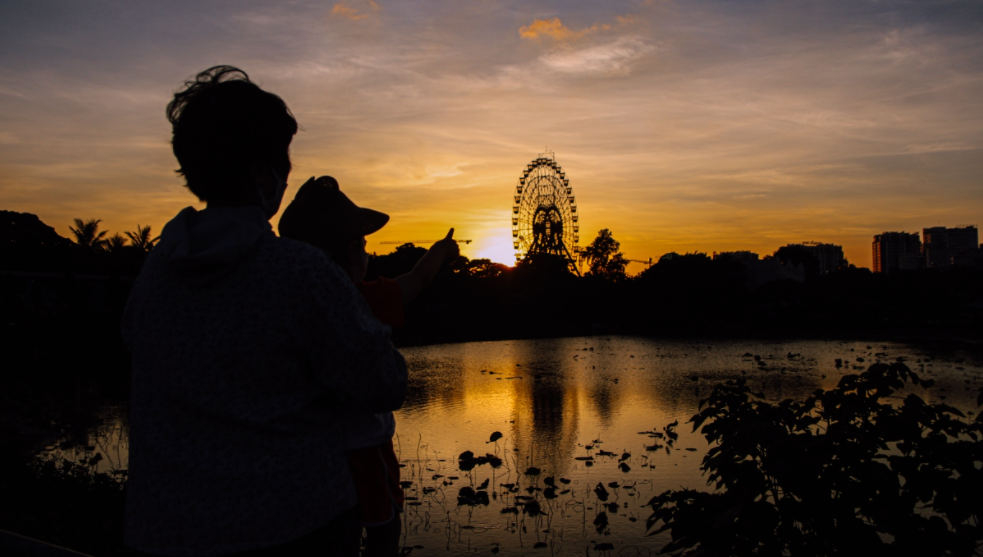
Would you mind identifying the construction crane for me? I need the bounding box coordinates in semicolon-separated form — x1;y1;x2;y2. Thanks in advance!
575;254;652;274
378;239;472;245
579;254;652;266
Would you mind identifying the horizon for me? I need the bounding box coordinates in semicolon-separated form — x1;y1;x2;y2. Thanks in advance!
2;1;982;269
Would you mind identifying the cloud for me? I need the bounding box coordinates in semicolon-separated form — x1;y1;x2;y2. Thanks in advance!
519;17;593;40
540;37;655;75
331;0;380;21
519;14;639;41
2;0;982;268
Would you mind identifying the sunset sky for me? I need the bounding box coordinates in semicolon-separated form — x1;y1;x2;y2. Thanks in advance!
1;0;981;269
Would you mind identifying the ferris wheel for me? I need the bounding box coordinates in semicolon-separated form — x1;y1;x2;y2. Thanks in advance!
512;152;580;273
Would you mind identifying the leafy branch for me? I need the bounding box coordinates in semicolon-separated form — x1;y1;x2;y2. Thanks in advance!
647;363;983;556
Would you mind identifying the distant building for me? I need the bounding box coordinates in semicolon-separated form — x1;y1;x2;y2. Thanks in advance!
745;259;805;287
787;242;846;275
923;226;979;268
712;251;803;288
872;232;921;273
712;251;759;262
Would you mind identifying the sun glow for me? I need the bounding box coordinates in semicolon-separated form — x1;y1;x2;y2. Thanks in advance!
474;226;517;266
2;2;980;271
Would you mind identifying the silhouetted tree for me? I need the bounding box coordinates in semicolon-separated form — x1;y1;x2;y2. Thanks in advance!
583;229;627;281
69;219;107;250
513;252;574;284
464;258;509;279
447;254;470;275
366;243;428;280
105;234;127;254
634;252;747;332
639;251;713;282
639;252;711;299
0;211;75;272
125;225;159;252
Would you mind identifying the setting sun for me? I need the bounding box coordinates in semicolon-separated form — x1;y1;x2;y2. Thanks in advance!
473;225;517;266
3;2;980;269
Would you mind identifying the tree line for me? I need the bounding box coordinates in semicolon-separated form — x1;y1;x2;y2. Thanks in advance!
67;218;159;254
2;210;982;347
363;228;981;346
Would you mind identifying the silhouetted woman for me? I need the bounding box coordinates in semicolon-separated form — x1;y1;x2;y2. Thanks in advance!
122;66;407;556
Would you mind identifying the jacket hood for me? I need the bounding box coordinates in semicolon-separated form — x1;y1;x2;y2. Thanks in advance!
156;206;273;282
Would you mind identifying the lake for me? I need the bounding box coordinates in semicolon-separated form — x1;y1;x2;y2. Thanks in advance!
53;336;983;555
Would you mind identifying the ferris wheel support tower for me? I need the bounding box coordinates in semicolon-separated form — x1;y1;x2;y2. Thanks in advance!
511;152;581;275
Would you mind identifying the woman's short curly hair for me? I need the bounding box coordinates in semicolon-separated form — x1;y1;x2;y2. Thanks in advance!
167;66;298;202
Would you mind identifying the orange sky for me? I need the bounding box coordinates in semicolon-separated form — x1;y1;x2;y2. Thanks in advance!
1;0;981;269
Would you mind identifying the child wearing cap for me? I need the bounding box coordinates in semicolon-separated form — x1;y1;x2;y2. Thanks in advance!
278;176;459;556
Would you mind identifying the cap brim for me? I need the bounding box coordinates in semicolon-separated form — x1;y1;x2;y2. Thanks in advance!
360;208;390;236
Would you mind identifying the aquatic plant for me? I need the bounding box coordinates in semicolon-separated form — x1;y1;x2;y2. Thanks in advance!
646;362;983;556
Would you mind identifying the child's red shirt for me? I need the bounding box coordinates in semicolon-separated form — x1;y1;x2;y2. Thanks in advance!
348;276;404;525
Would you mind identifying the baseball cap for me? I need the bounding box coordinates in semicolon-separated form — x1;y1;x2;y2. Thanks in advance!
278;176;389;253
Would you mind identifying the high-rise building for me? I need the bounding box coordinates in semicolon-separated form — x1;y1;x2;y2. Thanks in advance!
872;232;921;273
923;226;979;268
790;242;845;275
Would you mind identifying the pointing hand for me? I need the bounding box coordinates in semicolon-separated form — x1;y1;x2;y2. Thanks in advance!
436;228;460;259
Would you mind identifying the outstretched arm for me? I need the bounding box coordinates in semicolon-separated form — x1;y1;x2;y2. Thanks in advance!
394;228;459;305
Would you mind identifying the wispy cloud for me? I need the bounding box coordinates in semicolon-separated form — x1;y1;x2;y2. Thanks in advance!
540;37;655;75
1;0;981;268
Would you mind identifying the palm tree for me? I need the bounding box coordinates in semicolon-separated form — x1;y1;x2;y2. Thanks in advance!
69;218;108;250
125;224;159;252
106;233;128;254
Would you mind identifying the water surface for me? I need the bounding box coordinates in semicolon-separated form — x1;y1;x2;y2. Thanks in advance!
52;336;983;555
390;336;982;554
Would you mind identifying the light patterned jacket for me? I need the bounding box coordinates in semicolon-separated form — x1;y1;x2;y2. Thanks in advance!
122;206;407;556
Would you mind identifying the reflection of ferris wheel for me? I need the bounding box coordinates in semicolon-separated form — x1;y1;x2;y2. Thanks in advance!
512;152;580;274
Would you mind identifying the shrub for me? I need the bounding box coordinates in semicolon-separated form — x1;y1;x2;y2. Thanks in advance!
646;363;983;556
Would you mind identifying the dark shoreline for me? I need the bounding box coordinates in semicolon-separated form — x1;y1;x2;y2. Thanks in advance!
393;327;983;355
